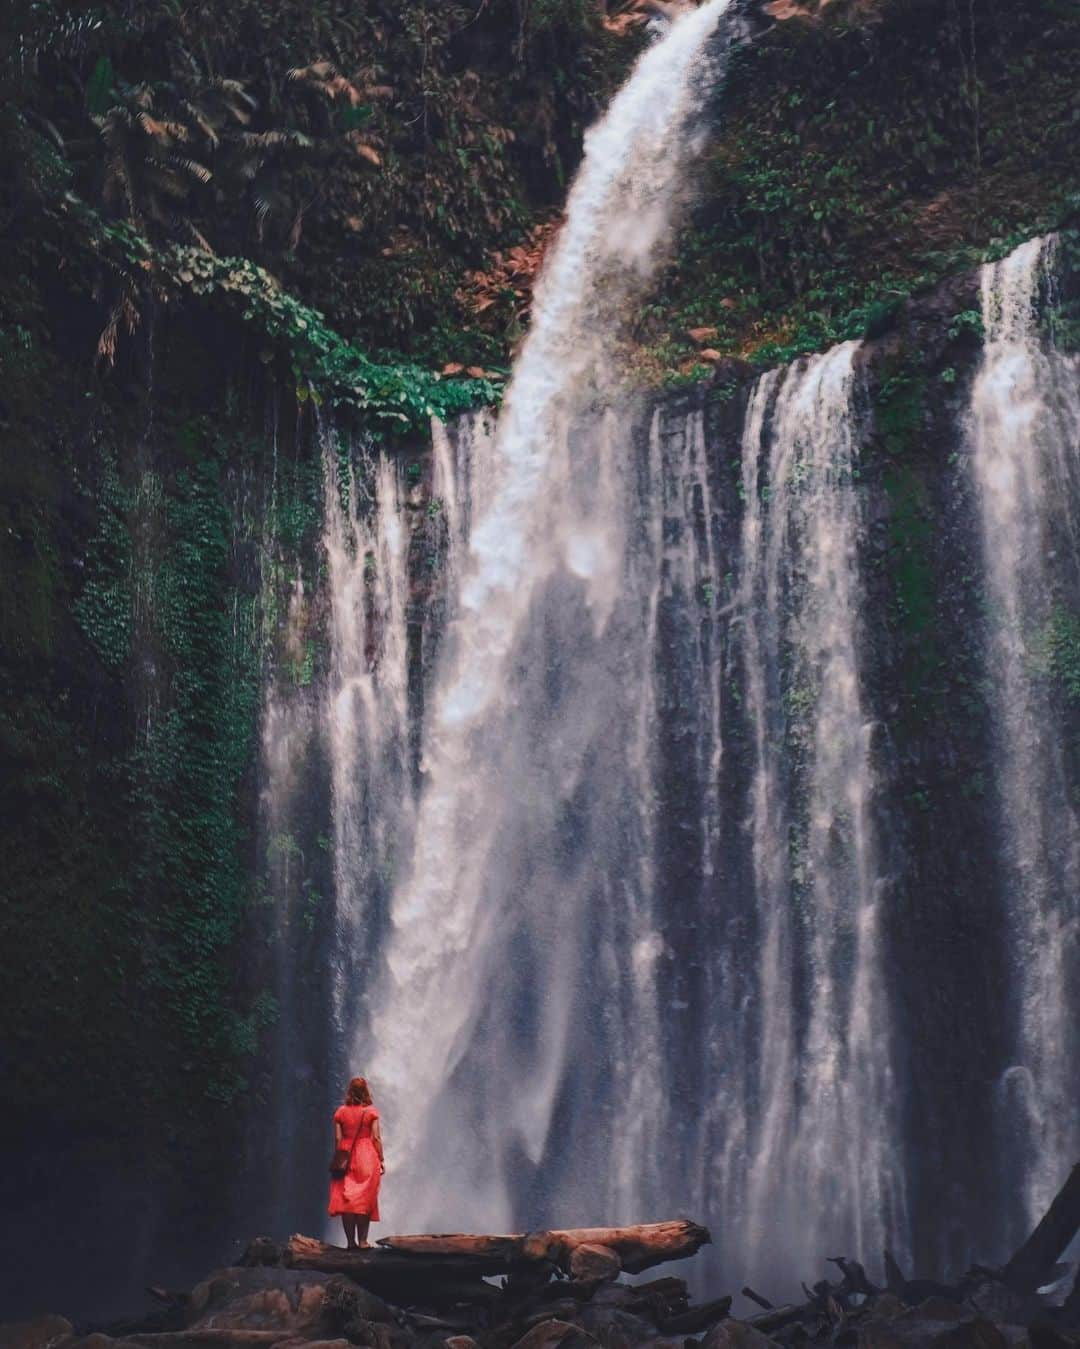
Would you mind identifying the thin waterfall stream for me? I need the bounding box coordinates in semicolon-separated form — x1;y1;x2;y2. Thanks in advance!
968;238;1080;1231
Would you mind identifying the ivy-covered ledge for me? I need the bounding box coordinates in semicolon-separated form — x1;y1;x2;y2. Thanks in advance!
65;188;503;435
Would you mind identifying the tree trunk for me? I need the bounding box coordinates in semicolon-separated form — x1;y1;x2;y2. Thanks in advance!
378;1219;710;1275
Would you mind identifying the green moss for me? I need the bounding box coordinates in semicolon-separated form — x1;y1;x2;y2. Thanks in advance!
884;464;935;639
73;456;133;672
645;0;1080;368
1036;606;1080;703
875;368;928;458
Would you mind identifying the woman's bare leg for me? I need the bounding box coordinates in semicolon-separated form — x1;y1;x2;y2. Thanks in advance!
356;1216;371;1249
342;1216;358;1249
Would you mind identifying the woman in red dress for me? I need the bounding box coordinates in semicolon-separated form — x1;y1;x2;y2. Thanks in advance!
328;1076;384;1249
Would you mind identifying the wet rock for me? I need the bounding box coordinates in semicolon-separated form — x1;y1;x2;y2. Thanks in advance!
66;1336;116;1349
239;1241;284;1269
568;1245;621;1284
967;1286;1042;1326
935;1321;1012;1349
321;1279;396;1331
270;1339;352;1349
187;1271;332;1323
861;1318;1009;1349
508;1321;602;1349
577;1305;660;1343
185;1269;336;1339
868;1296;907;1322
703;1318;780;1349
0;1319;74;1349
1029;1326;1080;1349
901;1300;972;1324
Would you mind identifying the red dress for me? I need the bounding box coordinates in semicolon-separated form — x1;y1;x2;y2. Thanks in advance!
328;1104;381;1219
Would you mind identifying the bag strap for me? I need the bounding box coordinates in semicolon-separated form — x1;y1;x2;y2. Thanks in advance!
344;1106;366;1165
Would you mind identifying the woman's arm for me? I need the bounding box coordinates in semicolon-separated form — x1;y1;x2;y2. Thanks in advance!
372;1118;385;1172
334;1120;343;1146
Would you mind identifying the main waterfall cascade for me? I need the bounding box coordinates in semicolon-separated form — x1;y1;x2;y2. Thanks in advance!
968;238;1080;1230
363;0;738;1237
259;4;1080;1294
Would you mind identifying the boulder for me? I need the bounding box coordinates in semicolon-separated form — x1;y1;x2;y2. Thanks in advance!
0;1318;74;1349
901;1300;972;1324
868;1297;907;1322
861;1318;1009;1349
320;1278;396;1330
186;1269;335;1336
509;1321;601;1349
578;1306;661;1343
239;1241;284;1269
967;1285;1042;1326
192;1288;326;1335
704;1319;780;1349
568;1245;621;1284
269;1340;352;1349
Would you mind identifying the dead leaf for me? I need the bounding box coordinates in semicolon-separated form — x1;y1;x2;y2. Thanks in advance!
688;326;718;343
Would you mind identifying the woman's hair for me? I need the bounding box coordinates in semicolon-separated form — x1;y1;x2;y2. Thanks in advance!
345;1076;373;1106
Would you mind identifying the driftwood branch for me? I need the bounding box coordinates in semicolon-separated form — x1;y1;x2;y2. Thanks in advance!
1002;1163;1080;1294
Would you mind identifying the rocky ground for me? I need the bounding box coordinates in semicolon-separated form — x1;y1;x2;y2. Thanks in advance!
3;1178;1078;1349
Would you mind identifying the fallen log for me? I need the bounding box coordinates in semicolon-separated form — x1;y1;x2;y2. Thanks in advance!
378;1219;710;1275
285;1234;507;1311
1002;1164;1080;1295
287;1234;511;1279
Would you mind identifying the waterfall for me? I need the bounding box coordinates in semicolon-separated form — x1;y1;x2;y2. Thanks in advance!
968;237;1080;1231
263;22;1080;1289
322;434;416;1034
361;0;736;1234
729;346;906;1284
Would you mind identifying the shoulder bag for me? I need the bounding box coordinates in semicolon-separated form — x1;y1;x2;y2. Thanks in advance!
329;1107;366;1179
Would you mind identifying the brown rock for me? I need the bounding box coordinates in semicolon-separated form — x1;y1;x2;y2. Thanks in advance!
901;1300;971;1324
0;1319;74;1349
509;1321;601;1349
186;1270;330;1331
238;1239;282;1269
867;1296;906;1322
67;1336;115;1349
269;1340;352;1349
194;1287;325;1334
569;1244;621;1283
704;1320;779;1349
126;1334;285;1347
861;1319;1008;1349
936;1322;1011;1349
